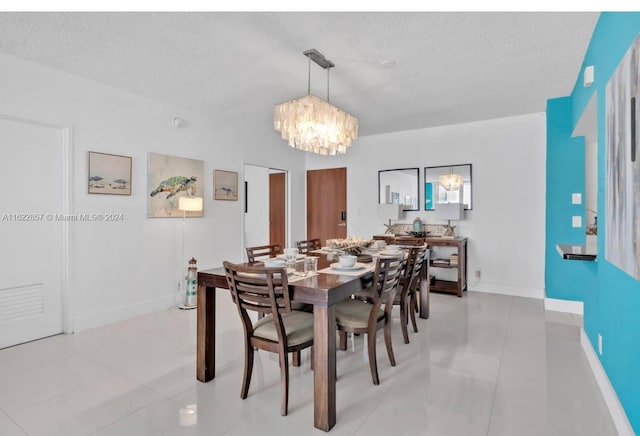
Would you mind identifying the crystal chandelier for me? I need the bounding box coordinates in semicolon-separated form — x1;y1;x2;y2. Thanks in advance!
439;168;462;191
274;49;358;156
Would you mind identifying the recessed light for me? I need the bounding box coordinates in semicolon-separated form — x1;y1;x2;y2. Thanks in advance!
381;59;397;69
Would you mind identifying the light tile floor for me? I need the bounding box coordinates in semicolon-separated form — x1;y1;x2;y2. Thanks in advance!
0;291;617;436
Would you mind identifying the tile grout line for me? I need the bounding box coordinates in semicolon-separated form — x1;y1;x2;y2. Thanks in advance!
0;407;30;436
485;295;514;436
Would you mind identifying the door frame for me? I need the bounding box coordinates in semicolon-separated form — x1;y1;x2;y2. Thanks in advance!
240;160;290;258
0;114;74;334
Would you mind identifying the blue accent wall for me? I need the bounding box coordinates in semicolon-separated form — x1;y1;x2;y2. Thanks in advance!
546;12;640;432
545;97;595;301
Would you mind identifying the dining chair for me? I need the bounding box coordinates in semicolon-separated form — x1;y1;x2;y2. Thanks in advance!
335;255;403;385
245;244;282;263
296;238;321;254
394;245;427;343
223;261;314;416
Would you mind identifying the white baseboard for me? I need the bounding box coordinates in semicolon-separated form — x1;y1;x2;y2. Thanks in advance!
580;329;635;436
544;298;584;314
73;294;175;332
468;282;543;299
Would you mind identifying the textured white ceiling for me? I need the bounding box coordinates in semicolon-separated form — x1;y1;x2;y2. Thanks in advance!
0;12;598;136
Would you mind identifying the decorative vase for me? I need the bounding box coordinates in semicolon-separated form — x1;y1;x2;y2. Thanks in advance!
412;217;422;233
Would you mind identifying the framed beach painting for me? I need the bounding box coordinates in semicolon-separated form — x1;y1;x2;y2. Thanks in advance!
147;152;204;218
88;152;132;195
214;169;238;201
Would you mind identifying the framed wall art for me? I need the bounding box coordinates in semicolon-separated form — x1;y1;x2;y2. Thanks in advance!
88;151;132;195
605;33;640;279
214;169;238;201
147;152;204;218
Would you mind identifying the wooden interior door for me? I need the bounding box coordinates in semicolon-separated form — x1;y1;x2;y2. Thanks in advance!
269;172;286;249
307;168;347;245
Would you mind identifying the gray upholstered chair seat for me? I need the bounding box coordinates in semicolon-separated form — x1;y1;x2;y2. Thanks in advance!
335;299;384;329
253;311;314;346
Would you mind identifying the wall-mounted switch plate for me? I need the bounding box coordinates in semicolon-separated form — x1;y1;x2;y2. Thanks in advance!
572;216;582;228
598;333;603;355
572;193;582;204
584;65;595;87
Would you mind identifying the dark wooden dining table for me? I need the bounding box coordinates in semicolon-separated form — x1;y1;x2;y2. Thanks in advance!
195;252;430;432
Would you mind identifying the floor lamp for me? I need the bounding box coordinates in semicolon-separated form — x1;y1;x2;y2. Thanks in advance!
178;195;203;309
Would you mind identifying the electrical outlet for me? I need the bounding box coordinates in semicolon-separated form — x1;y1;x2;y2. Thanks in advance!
598;333;603;355
475;269;481;278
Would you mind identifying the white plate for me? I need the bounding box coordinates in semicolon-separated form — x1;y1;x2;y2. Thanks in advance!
330;262;367;271
379;250;403;256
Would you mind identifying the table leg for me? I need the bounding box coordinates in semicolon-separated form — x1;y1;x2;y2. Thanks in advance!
313;305;336;431
197;284;216;382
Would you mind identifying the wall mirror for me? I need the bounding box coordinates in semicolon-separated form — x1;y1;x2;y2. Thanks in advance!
378;168;419;211
424;164;472;210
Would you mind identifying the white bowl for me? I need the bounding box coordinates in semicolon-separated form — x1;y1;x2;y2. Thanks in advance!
338;255;357;268
264;259;286;268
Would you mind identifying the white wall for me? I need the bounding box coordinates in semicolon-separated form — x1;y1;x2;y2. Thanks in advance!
306;113;547;298
243;164;270;249
0;53;306;331
0;50;547;333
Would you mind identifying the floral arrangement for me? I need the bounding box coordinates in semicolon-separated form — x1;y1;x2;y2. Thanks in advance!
326;237;373;253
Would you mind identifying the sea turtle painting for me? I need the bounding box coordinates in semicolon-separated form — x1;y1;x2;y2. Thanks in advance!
150;176;197;199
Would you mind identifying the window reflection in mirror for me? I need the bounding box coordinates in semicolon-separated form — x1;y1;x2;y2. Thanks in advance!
378;168;419;211
424;164;472;210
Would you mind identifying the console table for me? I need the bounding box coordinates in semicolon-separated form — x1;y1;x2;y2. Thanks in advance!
426;237;468;297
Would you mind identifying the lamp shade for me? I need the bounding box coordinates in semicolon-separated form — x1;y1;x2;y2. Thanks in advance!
435;203;463;221
179;196;203;212
378;203;402;220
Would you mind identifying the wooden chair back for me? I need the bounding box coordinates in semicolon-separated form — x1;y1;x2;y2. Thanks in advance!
296;238;321;254
223;262;292;318
395;245;427;344
371;255;404;307
245;244;283;263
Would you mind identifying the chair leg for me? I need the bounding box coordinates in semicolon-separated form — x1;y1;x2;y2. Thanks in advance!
292;350;301;367
400;301;410;344
241;342;254;399
279;349;289;416
339;331;348;351
367;329;380;385
414;289;420;313
409;297;419;333
384;317;396;367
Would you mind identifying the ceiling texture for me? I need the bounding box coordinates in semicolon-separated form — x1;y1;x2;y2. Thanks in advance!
0;11;599;136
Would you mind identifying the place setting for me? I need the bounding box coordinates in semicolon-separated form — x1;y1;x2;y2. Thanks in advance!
320;254;375;276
